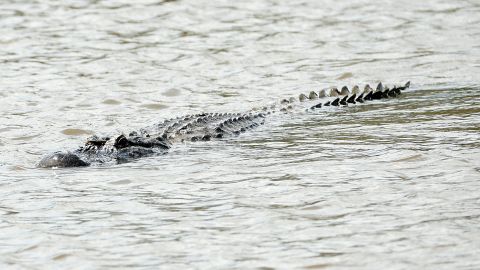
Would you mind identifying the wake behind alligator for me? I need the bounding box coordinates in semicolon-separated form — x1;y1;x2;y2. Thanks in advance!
37;81;411;168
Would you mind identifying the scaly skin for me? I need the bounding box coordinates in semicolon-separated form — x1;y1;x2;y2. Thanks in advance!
37;81;411;168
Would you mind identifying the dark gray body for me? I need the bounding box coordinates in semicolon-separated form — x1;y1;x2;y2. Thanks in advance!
38;82;410;168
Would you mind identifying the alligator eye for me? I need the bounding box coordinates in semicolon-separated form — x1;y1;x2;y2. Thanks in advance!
114;135;130;149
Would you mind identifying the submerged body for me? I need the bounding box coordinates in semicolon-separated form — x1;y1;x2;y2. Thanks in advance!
38;82;411;168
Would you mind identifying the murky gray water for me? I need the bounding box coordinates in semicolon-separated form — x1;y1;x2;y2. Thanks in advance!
1;0;480;269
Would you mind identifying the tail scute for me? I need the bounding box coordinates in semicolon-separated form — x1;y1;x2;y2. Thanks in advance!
376;82;383;92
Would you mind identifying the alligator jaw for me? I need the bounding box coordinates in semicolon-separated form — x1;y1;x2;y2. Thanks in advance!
37;152;90;168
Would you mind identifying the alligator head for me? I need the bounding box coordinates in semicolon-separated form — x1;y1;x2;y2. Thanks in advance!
37;133;172;168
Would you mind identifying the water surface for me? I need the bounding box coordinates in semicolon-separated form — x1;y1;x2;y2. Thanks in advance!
1;0;480;269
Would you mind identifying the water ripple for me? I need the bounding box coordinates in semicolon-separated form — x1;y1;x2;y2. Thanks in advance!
1;0;480;269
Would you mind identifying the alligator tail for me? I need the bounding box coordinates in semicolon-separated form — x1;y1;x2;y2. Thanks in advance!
308;81;410;110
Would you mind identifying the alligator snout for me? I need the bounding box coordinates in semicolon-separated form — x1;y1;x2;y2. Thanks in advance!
37;152;90;168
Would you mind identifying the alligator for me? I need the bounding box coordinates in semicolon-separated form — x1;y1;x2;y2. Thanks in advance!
37;81;411;168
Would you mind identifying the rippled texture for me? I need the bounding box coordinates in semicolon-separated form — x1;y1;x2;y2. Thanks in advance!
1;0;480;269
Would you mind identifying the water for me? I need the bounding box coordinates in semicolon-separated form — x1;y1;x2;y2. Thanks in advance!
1;0;480;269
